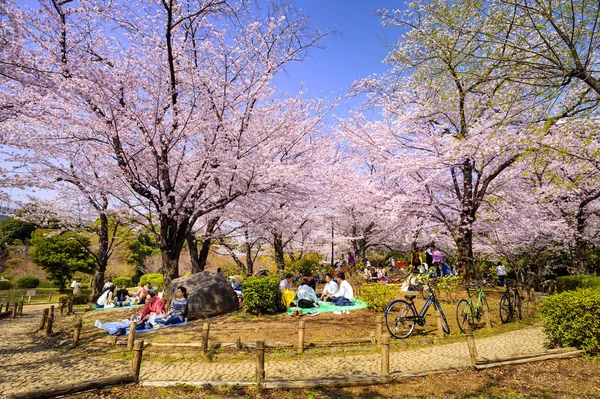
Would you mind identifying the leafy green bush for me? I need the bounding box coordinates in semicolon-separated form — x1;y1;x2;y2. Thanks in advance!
0;280;12;290
436;275;463;301
556;275;600;292
288;253;321;276
242;276;281;315
59;294;90;305
112;276;132;288
38;280;57;288
358;284;398;311
540;288;600;354
139;273;164;290
16;276;41;289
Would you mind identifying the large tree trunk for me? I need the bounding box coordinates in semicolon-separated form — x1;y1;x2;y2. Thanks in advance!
91;212;110;303
273;232;285;271
188;217;219;273
456;158;476;279
159;215;189;288
572;205;587;274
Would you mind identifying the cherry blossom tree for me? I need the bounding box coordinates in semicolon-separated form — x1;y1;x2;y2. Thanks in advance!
0;0;328;286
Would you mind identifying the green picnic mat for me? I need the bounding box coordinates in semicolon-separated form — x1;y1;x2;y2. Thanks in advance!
286;299;368;315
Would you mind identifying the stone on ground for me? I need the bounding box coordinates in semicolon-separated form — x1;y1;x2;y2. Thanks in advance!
167;272;238;320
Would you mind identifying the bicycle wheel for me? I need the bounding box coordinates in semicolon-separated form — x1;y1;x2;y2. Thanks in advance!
513;290;522;320
456;299;474;334
499;293;511;323
435;301;450;334
385;299;416;339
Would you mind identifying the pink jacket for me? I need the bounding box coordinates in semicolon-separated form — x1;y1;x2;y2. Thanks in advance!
139;296;165;319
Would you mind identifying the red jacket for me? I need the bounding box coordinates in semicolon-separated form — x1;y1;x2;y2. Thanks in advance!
139;296;165;319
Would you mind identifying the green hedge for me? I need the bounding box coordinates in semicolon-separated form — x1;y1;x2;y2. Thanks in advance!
242;276;281;315
139;273;164;290
540;288;600;354
113;276;132;288
357;284;398;312
59;294;90;305
556;275;600;292
0;280;12;290
16;276;41;289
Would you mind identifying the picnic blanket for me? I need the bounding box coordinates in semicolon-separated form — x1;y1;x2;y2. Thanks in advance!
94;304;143;311
96;320;189;335
286;299;368;315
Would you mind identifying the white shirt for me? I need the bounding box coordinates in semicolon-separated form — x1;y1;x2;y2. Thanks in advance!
334;280;354;300
279;279;292;291
322;280;338;296
496;265;507;276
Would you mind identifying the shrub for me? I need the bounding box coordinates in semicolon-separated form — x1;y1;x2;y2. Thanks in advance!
0;280;12;290
139;273;164;290
288;253;321;277
38;280;57;288
59;294;90;305
6;258;24;268
436;275;463;301
556;275;600;292
112;276;132;288
16;276;41;289
358;284;399;312
540;288;600;354
242;276;281;315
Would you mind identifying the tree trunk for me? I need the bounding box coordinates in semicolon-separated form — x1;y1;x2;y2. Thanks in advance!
273;232;285;271
572;205;587;274
245;230;254;276
91;212;110;303
187;233;201;274
159;215;189;288
456;158;476;279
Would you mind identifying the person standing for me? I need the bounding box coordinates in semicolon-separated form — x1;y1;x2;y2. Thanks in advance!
496;262;507;286
347;252;356;273
425;244;434;269
72;279;82;295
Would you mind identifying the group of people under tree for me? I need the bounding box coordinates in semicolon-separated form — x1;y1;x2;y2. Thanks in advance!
280;271;355;310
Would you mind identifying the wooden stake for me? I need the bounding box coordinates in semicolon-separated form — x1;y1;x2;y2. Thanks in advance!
483;306;492;329
256;340;265;386
111;335;118;348
11;302;18;319
127;321;136;351
39;308;49;330
131;340;145;383
48;293;52;302
235;336;242;350
19;301;23;317
60;301;65;317
50;305;55;318
200;322;210;354
435;310;445;339
45;313;53;336
380;333;390;376
376;315;384;344
464;326;478;366
297;320;306;354
72;319;83;348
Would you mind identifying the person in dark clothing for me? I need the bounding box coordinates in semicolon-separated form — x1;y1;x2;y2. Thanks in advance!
306;272;316;291
114;285;130;307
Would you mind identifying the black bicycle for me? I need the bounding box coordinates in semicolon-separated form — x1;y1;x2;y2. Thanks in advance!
384;280;450;339
499;281;523;323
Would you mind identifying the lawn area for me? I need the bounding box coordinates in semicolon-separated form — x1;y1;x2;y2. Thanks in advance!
0;287;91;304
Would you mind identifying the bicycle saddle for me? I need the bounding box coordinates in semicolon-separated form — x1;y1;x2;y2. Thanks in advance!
404;294;417;300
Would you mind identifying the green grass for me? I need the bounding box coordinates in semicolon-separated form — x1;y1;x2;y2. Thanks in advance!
0;288;92;303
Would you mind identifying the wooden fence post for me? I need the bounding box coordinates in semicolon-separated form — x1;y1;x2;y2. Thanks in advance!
256;340;265;386
435;310;445;338
4;301;9;312
48;293;52;302
200;322;210;354
50;305;55;318
483;306;492;329
297;320;306;354
19;301;23;317
59;301;65;317
39;308;49;330
380;333;390;376
67;298;73;315
45;312;54;336
464;326;478;366
131;340;145;383
235;336;242;350
110;335;118;348
11;302;18;319
376;315;384;344
72;319;83;348
127;321;136;351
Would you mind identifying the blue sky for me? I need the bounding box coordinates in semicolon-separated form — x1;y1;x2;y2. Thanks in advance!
276;0;407;115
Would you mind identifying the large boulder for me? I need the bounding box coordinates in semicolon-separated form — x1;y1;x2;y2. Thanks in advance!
167;272;238;319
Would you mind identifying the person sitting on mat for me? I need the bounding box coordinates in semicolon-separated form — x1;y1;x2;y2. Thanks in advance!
331;272;354;306
318;273;338;302
114;285;131;307
135;291;165;330
156;286;188;325
294;278;319;308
